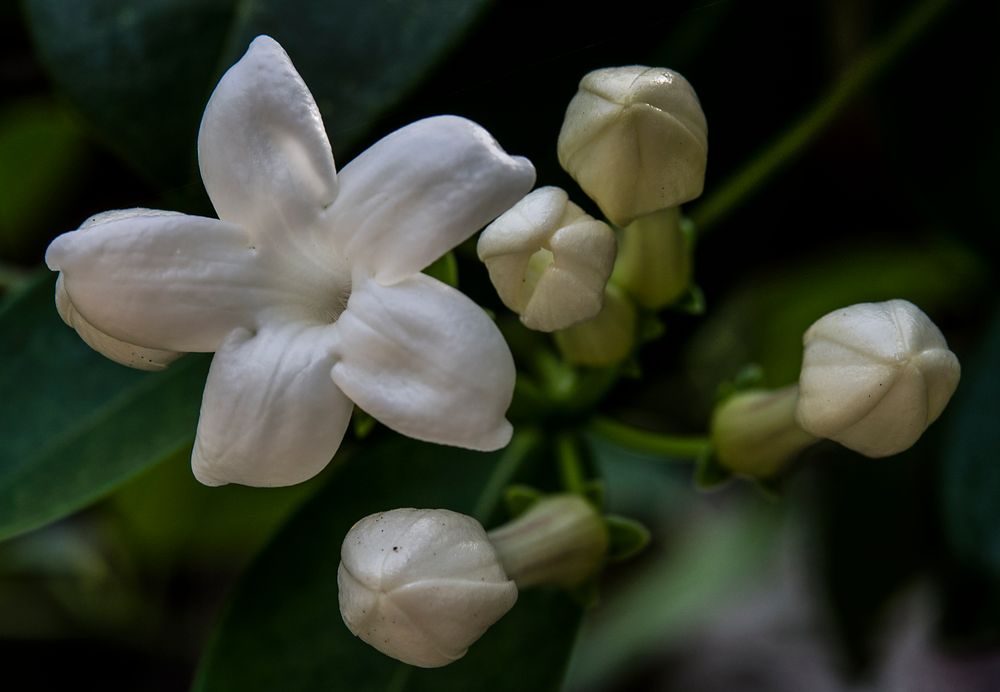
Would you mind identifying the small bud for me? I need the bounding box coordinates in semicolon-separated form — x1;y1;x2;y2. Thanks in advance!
554;282;637;366
338;508;517;668
711;385;818;478
478;187;616;332
795;300;961;457
488;495;608;588
611;207;692;309
557;66;708;227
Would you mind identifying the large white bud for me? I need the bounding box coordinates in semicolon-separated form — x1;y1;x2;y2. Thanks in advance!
557;66;708;227
338;508;517;668
477;186;616;332
795;300;961;457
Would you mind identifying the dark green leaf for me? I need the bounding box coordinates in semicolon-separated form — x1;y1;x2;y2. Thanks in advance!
23;0;493;194
943;307;1000;578
693;450;732;491
194;435;583;692
0;273;207;541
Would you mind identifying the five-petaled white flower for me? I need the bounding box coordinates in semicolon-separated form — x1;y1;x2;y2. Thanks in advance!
45;36;535;487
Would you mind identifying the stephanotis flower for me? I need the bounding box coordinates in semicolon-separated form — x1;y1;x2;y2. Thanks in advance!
45;36;535;487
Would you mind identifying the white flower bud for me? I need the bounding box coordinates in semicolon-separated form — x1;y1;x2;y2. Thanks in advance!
557;66;708;227
711;386;818;478
338;508;517;668
554;282;637;366
795;300;961;457
477;187;616;332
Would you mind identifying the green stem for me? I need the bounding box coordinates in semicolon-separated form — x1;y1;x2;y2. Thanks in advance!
690;0;951;233
0;263;30;292
472;427;542;523
556;433;587;494
590;416;710;460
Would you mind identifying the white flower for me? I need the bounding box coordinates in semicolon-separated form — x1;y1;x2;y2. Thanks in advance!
795;300;961;457
477;186;616;332
45;36;535;487
338;508;517;668
557;66;708;227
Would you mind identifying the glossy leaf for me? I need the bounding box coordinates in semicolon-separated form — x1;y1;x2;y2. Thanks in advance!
23;0;493;194
194;434;582;692
0;273;208;541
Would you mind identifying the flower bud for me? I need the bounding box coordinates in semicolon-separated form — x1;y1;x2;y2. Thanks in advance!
557;66;708;227
338;508;517;668
611;207;692;309
711;385;818;478
477;187;616;332
795;300;961;457
554;282;637;366
487;494;608;588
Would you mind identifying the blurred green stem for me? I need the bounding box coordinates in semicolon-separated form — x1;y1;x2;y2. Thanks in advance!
473;427;542;523
556;433;587;494
690;0;951;233
0;263;30;292
590;416;710;460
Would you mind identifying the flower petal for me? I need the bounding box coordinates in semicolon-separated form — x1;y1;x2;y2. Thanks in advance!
55;275;181;371
198;35;338;237
330;274;515;450
328;116;535;285
192;322;353;487
46;209;271;352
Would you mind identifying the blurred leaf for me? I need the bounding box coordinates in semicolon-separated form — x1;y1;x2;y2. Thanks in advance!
23;0;493;194
0;100;87;259
194;435;582;692
0;273;207;541
565;498;782;689
943;306;1000;577
109;447;316;570
686;239;988;397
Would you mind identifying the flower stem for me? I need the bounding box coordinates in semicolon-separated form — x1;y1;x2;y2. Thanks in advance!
472;427;542;524
589;415;710;460
690;0;951;234
556;433;587;495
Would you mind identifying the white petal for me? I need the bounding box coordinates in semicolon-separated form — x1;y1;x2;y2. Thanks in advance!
198;36;338;237
46;209;272;353
55;275;181;371
192;322;353;487
328;116;535;285
330;274;515;450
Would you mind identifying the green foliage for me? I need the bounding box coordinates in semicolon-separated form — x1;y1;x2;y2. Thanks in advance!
193;435;582;692
23;0;493;195
943;307;1000;578
0;100;87;259
0;274;207;541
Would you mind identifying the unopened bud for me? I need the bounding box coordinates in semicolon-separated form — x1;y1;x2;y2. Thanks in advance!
795;300;961;457
338;508;517;668
554;282;637;366
478;187;616;332
611;207;692;309
711;385;818;478
557;66;708;227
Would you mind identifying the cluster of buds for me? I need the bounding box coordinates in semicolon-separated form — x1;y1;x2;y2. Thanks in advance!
478;65;708;366
711;299;961;478
338;495;608;667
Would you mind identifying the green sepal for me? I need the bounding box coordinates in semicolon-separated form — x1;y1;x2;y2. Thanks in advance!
673;284;706;315
503;484;544;518
713;363;766;405
694;449;733;491
637;313;666;345
604;514;651;562
751;476;783;501
422;251;459;287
